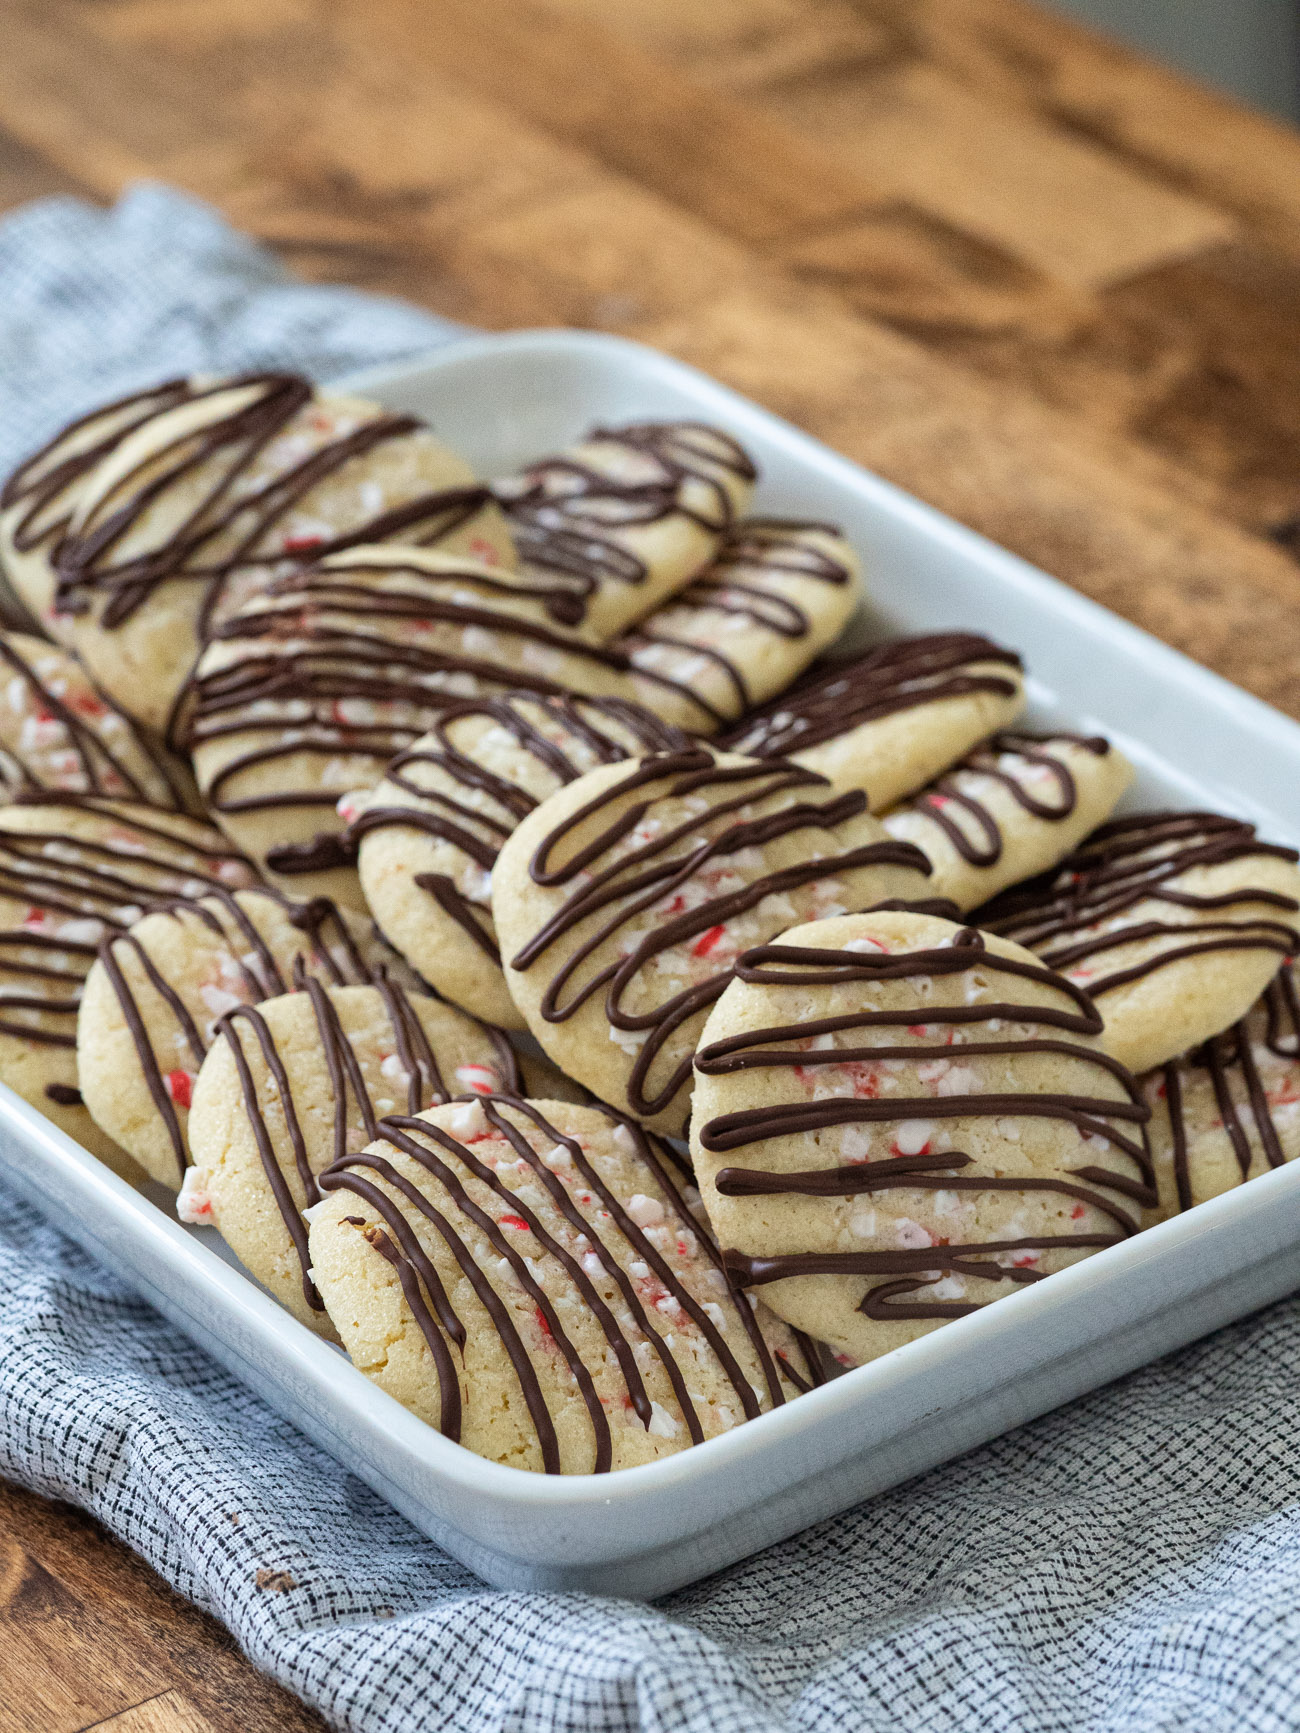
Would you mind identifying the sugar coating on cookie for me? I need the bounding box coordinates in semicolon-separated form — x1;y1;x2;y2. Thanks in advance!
690;910;1153;1366
719;632;1026;809
184;548;651;909
617;518;861;731
494;422;757;643
348;693;691;1030
309;1095;824;1472
1141;960;1300;1224
492;746;932;1133
77;884;415;1189
0;793;256;1181
0;378;199;629
46;372;516;735
976;811;1300;1074
0;632;193;811
182;979;522;1333
882;730;1133;912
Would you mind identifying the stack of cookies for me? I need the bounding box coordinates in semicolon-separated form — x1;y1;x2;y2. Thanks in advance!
2;370;1296;1475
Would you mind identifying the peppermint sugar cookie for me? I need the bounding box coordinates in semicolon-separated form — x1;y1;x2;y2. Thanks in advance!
691;910;1153;1366
882;731;1133;912
347;693;689;1029
0;632;192;811
1143;959;1300;1224
308;1095;824;1471
618;519;860;731
45;371;516;735
181;977;521;1331
492;746;931;1132
976;812;1300;1074
77;884;413;1189
0;793;255;1181
719;632;1025;808
0;377;198;628
494;422;756;642
184;548;644;907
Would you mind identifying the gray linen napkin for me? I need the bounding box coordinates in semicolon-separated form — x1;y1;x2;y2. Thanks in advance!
2;182;1300;1733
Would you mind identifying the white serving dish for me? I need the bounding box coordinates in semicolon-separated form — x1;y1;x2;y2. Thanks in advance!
5;329;1300;1599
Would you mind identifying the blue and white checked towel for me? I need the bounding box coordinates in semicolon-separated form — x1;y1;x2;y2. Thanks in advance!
3;183;1300;1733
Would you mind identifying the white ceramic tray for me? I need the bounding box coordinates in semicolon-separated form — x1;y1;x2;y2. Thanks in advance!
5;329;1300;1599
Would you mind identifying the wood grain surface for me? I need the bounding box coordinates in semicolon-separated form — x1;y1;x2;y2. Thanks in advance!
1;0;1298;1725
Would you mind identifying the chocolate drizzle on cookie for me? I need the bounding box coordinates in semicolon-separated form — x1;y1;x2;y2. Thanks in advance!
48;372;495;637
975;812;1300;997
213;972;520;1311
1;379;198;557
619;518;854;722
345;693;690;964
96;883;382;1180
317;1095;823;1470
718;632;1023;760
0;634;190;810
897;731;1110;869
695;927;1153;1320
1156;962;1300;1213
0;793;254;1053
508;748;930;1117
183;562;731;874
494;423;756;630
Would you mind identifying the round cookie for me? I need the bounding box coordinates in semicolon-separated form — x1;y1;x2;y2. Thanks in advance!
308;1094;825;1472
0;378;198;628
617;518;860;731
494;422;756;642
1142;959;1300;1224
183;548;647;908
690;910;1153;1367
719;632;1026;809
180;978;523;1333
77;883;414;1190
0;632;194;811
491;745;932;1133
975;811;1300;1074
882;730;1134;912
0;793;256;1182
347;693;690;1029
48;371;517;736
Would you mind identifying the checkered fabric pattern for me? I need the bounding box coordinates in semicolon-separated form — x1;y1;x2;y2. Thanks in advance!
3;184;1300;1733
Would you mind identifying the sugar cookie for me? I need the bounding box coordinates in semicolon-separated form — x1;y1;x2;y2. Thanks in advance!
494;422;756;642
45;372;516;735
0;632;193;811
719;632;1025;808
181;978;521;1331
77;884;413;1189
691;910;1152;1366
0;378;199;628
0;793;255;1182
618;518;860;730
492;746;931;1132
882;731;1133;911
976;812;1300;1073
183;548;655;907
1142;959;1300;1223
347;693;689;1029
309;1095;824;1471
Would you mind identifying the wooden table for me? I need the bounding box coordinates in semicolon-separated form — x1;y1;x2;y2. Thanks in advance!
3;0;1300;1726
